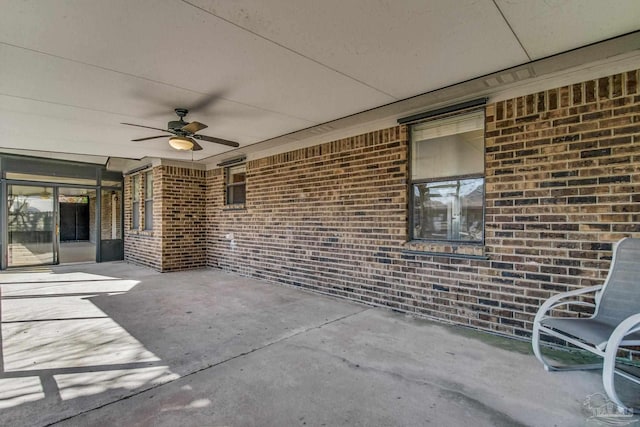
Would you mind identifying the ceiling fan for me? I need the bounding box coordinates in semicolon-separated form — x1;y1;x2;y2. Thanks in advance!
121;108;239;151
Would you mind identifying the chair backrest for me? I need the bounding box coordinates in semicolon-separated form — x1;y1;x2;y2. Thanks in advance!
594;237;640;326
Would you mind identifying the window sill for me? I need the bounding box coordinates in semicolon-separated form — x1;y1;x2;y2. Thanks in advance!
223;204;246;211
402;240;487;259
127;229;155;237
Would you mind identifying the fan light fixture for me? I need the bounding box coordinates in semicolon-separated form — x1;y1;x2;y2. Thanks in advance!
39;188;51;199
168;136;195;151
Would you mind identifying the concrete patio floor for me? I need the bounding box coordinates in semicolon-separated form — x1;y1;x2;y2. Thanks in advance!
0;262;633;426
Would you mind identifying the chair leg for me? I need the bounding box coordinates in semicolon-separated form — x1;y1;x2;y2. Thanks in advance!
602;314;640;413
532;321;555;371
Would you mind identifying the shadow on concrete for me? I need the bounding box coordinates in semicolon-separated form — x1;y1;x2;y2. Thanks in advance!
0;268;181;425
0;263;362;426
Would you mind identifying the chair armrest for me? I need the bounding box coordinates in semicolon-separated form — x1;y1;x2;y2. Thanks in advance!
609;312;640;344
534;285;603;324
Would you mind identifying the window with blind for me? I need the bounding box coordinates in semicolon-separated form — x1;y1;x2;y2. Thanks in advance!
131;174;140;230
144;171;153;230
410;109;485;242
225;164;246;205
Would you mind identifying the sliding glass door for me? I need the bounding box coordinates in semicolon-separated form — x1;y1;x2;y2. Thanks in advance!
7;184;56;267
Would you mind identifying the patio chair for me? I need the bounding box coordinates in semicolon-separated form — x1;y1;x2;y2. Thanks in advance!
532;237;640;412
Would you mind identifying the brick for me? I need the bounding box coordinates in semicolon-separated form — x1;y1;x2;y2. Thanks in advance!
627;70;637;95
612;73;624;97
585;81;596;102
548;89;558;110
614;124;640;136
598;77;610;99
581;148;611;158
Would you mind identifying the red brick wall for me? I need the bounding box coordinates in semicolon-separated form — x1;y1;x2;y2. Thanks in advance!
124;165;206;271
205;69;640;338
125;165;207;272
124;167;162;270
483;70;640;331
206;128;407;286
160;166;207;271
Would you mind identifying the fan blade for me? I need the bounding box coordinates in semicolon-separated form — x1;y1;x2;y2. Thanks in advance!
182;121;208;134
121;123;171;133
132;135;169;142
189;90;226;112
193;134;240;148
191;141;203;151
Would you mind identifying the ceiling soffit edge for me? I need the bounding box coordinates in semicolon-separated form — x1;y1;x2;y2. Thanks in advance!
204;31;640;169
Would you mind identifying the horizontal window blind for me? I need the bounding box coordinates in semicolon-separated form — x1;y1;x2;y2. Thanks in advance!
411;110;484;181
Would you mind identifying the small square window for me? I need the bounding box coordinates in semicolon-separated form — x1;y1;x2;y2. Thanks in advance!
226;164;246;205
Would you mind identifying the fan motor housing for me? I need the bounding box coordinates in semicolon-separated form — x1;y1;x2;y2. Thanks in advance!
168;120;186;131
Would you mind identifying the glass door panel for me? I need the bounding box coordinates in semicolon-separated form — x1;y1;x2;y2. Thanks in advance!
58;188;96;264
100;189;123;262
7;185;55;267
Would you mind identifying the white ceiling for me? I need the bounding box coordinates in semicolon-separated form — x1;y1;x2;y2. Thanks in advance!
0;0;639;166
